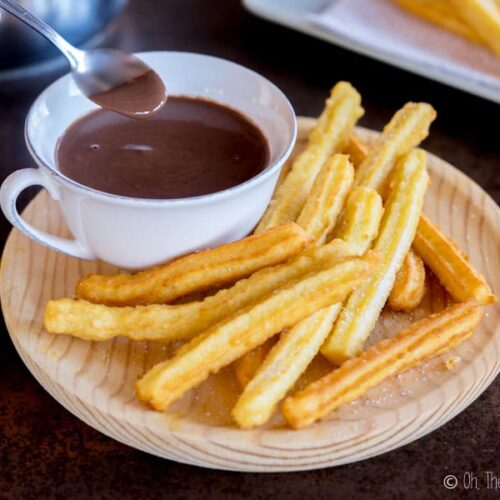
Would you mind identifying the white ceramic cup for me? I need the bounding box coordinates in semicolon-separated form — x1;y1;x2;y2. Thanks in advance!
0;52;296;269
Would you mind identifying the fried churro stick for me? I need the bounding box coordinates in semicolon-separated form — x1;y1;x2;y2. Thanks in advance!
395;0;485;44
283;302;483;428
136;252;380;411
283;303;483;429
76;223;309;307
336;130;427;310
234;155;356;384
343;134;369;168
296;155;354;244
232;188;383;428
354;102;435;194
322;150;429;364
255;82;363;232
45;240;357;342
413;214;495;305
388;250;426;312
233;305;342;428
449;0;500;56
234;339;276;388
332;187;384;254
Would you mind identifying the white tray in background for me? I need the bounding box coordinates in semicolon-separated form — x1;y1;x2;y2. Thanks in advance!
243;0;500;104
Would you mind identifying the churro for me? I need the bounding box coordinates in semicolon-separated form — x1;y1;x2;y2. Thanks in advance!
45;239;357;341
136;252;380;411
322;149;429;364
255;82;363;232
354;103;435;194
234;339;276;388
233;187;383;427
449;0;500;56
414;214;495;305
283;302;483;428
388;250;426;311
343;134;369;168
332;187;384;254
76;223;308;307
233;305;342;428
296;155;354;244
395;0;484;44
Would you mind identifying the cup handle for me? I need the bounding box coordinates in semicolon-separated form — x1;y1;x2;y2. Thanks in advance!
0;168;96;260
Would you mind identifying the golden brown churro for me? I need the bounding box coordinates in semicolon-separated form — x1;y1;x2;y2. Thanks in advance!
255;82;363;232
332;187;384;254
414;214;495;305
233;305;342;428
45;240;357;342
388;250;427;311
136;252;380;411
234;339;276;388
449;0;500;56
395;0;485;44
354;103;435;194
322;149;429;364
76;223;309;307
343;134;369;168
233;187;384;428
296;155;354;244
283;302;483;428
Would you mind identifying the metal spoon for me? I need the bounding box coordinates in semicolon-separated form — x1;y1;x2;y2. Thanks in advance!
0;0;167;119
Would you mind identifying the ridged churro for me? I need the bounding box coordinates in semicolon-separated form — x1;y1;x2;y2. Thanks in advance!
395;0;484;44
322;149;429;364
449;0;500;56
76;223;309;307
45;239;357;341
233;187;383;427
414;214;495;305
388;250;426;311
354;102;435;194
233;305;342;428
255;82;363;232
235;155;356;383
296;155;354;244
283;302;484;428
332;187;384;254
136;252;380;411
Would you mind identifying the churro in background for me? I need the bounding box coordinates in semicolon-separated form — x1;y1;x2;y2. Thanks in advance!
395;0;485;44
396;0;500;57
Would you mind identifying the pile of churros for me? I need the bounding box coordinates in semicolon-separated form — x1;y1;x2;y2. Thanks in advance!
396;0;500;57
44;82;495;430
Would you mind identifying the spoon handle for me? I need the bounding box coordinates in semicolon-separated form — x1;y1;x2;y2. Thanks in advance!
0;0;81;66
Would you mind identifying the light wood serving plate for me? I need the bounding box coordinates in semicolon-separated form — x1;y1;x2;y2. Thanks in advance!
1;119;499;472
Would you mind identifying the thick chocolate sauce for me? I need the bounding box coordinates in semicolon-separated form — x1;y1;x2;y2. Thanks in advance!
90;70;167;120
56;96;269;199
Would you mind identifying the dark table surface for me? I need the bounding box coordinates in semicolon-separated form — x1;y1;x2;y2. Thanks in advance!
0;1;498;499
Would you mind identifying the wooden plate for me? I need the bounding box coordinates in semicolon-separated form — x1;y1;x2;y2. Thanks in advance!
2;119;499;472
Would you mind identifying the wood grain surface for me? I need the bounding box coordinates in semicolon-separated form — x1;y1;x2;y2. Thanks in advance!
1;119;498;472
